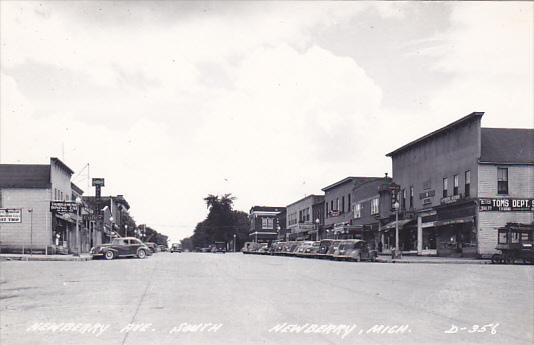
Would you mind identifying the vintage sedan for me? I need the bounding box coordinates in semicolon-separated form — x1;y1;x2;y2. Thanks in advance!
332;239;377;262
90;237;152;260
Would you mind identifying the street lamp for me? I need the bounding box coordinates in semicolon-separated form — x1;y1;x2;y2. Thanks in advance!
109;216;114;242
393;201;401;259
315;218;320;241
233;233;237;252
28;208;33;256
75;197;82;256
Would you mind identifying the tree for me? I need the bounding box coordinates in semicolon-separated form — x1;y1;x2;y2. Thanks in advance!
183;194;250;250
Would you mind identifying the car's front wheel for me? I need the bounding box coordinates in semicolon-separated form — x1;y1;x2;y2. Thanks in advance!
104;250;115;260
137;249;147;259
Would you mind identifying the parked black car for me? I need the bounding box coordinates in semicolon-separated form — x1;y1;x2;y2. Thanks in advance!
90;237;152;260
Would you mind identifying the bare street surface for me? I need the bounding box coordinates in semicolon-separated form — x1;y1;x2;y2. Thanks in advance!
1;253;533;345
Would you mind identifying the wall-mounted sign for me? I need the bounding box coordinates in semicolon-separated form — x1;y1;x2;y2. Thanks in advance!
0;209;22;223
479;198;534;212
422;198;433;205
329;210;340;217
440;194;462;205
50;201;78;213
419;190;435;200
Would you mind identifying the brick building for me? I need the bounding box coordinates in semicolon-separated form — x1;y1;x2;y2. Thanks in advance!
286;195;324;241
249;206;285;243
387;112;533;257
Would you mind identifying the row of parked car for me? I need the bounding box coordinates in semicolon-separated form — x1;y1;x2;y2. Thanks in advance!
242;239;378;262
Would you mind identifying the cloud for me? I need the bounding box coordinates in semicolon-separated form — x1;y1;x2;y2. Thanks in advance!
422;2;533;127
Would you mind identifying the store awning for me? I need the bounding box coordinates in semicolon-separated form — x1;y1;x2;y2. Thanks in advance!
434;216;474;227
55;213;76;224
382;219;413;231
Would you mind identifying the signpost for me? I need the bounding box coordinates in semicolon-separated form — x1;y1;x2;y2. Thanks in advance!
0;209;22;223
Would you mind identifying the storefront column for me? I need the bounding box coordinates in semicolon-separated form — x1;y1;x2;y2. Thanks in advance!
417;216;423;255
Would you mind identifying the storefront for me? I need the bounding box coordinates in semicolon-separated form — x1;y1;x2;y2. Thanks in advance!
435;200;477;257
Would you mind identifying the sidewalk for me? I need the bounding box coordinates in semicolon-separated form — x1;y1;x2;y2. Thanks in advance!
376;254;491;265
0;253;92;262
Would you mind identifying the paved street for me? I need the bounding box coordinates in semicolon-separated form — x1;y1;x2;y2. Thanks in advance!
1;253;533;345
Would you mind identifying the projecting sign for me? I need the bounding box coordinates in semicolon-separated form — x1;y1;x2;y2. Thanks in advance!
50;201;78;213
479;198;534;212
0;209;22;223
92;178;105;187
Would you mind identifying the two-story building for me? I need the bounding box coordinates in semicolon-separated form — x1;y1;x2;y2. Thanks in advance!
350;175;395;250
83;194;131;243
286;195;324;241
322;176;382;239
0;158;84;254
387;112;533;257
249;206;285;243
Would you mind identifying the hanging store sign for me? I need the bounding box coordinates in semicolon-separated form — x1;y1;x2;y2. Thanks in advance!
0;208;22;223
479;198;534;212
50;201;78;213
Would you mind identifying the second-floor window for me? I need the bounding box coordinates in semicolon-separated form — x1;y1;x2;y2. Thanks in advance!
401;189;406;210
453;175;459;196
465;170;471;197
371;198;379;215
262;217;274;230
443;178;448;198
497;167;508;195
347;194;351;213
341;196;345;214
409;186;414;208
354;203;361;218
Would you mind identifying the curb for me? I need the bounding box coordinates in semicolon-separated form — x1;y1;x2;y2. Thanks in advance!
0;255;92;262
376;258;491;265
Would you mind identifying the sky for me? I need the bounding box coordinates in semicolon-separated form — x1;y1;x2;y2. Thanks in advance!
1;1;533;243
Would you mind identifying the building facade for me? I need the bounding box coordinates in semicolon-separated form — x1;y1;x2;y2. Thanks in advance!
387;112;533;257
249;206;285;243
322;176;382;239
351;176;394;250
286;195;324;241
0;158;90;254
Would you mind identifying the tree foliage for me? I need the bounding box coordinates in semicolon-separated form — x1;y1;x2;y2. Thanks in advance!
181;194;249;250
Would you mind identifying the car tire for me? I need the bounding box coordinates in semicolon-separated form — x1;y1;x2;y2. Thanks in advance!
104;250;115;260
137;249;147;259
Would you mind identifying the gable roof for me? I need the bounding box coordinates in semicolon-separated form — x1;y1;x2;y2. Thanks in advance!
386;112;484;157
480;128;534;164
0;164;51;188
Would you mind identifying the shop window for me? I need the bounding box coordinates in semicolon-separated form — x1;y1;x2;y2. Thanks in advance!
443;178;448;198
409;186;414;209
371;198;379;215
497;167;508;195
465;170;471;197
453;175;459;196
